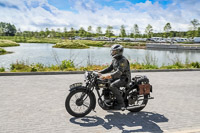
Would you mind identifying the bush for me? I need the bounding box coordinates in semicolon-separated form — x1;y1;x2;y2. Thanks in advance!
60;60;75;70
10;61;31;72
130;63;158;70
191;62;200;68
0;67;5;72
0;48;6;54
6;60;200;72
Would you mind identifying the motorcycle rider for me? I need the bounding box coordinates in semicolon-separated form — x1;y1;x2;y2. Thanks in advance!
98;44;131;111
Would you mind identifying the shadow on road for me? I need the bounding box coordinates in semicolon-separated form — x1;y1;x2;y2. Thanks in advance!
70;111;168;133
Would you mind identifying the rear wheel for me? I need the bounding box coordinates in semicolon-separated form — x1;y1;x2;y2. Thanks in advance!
65;88;96;117
128;94;148;112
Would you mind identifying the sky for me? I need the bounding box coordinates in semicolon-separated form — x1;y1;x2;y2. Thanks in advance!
0;0;200;34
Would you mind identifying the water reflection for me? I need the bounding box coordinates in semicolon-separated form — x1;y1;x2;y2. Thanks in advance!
1;43;200;69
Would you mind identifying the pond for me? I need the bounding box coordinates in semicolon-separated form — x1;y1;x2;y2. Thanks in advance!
1;43;200;69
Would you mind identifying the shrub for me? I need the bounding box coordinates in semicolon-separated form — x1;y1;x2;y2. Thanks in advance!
60;60;75;70
0;67;5;72
10;61;31;72
0;48;6;54
191;62;200;68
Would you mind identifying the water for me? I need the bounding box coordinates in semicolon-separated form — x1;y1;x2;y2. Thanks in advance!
1;43;200;69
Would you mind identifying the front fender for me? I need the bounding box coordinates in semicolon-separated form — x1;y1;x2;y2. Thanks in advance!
69;86;86;92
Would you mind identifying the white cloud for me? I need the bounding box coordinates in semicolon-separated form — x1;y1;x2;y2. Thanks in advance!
0;0;200;34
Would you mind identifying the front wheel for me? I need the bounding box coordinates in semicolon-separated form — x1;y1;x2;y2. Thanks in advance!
65;88;96;117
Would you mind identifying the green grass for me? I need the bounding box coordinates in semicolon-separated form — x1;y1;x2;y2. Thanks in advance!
53;40;89;49
1;60;199;73
80;40;107;47
9;60;78;72
0;36;62;44
130;63;159;70
0;48;6;53
0;36;147;49
27;38;62;44
0;48;13;55
0;40;20;47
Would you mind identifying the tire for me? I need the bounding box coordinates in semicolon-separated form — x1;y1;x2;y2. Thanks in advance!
128;95;148;112
65;88;96;117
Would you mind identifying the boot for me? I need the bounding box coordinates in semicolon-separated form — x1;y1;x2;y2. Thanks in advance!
118;102;126;111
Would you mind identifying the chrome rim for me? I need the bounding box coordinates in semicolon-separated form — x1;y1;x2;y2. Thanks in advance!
69;92;91;114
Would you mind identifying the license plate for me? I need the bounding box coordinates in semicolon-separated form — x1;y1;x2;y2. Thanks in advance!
70;82;83;89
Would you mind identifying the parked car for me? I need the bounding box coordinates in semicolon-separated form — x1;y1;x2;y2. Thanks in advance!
194;37;200;43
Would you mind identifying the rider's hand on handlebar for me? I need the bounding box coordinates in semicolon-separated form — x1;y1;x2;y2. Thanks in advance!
96;71;102;77
98;73;102;77
100;74;112;80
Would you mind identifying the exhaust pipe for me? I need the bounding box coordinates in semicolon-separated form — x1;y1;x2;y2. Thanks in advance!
137;97;154;102
127;104;145;110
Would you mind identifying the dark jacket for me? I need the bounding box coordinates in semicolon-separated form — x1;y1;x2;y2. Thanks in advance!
99;55;131;82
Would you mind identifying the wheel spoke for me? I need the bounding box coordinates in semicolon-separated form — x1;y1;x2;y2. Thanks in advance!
69;91;91;114
82;103;89;108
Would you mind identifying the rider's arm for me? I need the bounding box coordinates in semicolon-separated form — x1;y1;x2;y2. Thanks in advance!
110;58;127;79
98;62;113;74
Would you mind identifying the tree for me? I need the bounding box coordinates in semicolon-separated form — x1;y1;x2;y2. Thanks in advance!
87;26;92;37
56;28;61;38
120;25;126;38
198;27;200;37
169;31;176;38
39;29;45;38
79;27;86;37
0;22;17;36
45;28;50;37
190;19;200;38
186;30;193;38
105;25;113;38
145;24;153;38
0;27;3;36
64;27;68;38
191;19;200;31
69;27;75;40
131;24;140;38
88;26;92;32
96;26;102;37
164;23;172;32
164;23;172;38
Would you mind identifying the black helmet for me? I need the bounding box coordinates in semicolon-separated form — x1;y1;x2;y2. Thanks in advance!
110;44;124;58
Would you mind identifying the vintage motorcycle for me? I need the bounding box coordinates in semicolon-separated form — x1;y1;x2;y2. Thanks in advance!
65;71;154;117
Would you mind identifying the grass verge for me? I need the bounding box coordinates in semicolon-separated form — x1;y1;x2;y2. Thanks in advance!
0;40;20;47
53;40;89;49
2;60;200;72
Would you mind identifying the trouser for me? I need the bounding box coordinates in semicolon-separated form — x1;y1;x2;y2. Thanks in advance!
110;79;127;106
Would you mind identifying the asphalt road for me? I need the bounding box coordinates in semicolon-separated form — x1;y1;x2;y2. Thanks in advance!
0;71;200;133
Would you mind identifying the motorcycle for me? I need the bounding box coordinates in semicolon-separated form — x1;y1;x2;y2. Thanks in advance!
65;71;154;117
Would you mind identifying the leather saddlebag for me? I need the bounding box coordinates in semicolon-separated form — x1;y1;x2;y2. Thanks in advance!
139;84;151;95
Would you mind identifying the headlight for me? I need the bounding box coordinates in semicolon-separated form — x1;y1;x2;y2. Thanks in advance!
84;71;89;80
